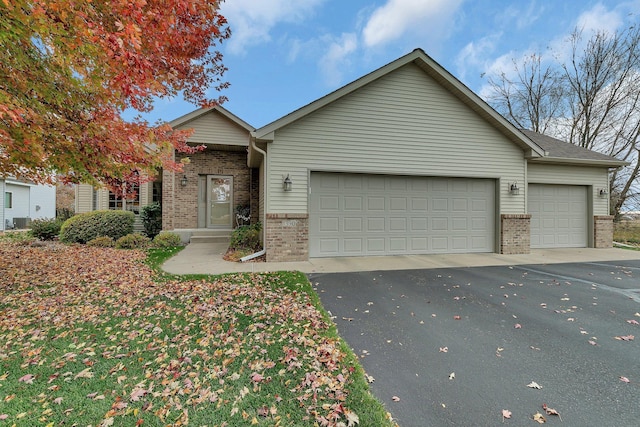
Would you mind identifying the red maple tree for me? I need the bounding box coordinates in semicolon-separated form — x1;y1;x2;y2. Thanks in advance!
0;0;230;192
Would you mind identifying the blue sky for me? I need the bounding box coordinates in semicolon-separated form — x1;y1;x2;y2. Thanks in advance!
139;0;640;129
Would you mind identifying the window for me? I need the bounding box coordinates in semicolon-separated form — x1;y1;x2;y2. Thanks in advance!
4;192;12;209
108;184;140;214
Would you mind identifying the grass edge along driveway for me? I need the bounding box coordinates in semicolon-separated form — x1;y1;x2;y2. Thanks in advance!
0;241;396;427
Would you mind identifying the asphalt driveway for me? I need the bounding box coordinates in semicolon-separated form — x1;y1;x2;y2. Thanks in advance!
310;260;640;426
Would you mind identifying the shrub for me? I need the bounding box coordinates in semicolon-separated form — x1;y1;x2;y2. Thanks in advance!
29;218;62;241
59;210;135;244
115;233;151;249
152;231;182;248
229;222;262;251
141;203;162;238
86;236;115;247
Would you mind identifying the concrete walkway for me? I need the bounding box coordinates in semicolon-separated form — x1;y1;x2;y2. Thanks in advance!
161;242;640;275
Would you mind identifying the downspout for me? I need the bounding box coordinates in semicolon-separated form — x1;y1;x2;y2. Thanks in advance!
244;137;267;262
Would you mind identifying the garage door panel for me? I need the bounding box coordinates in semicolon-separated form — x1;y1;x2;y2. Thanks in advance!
529;184;587;249
310;173;495;257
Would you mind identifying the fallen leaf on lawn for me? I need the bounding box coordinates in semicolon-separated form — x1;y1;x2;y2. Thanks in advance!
614;335;634;341
251;372;264;383
130;388;147;401
0;414;8;420
533;412;546;423
620;376;630;383
514;323;522;329
345;410;360;426
527;381;542;389
439;347;448;353
502;409;512;419
53;397;63;405
392;396;400;402
449;372;455;380
74;368;94;379
100;418;115;427
18;374;35;384
365;374;375;383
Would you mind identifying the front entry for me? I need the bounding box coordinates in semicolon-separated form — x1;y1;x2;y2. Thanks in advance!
207;176;233;228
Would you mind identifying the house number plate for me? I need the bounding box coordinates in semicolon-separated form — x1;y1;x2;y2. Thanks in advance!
283;220;298;227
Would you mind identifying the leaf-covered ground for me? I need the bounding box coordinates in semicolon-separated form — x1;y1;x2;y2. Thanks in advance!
0;241;394;426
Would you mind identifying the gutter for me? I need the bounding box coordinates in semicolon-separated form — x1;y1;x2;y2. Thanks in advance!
250;136;267;256
240;248;266;262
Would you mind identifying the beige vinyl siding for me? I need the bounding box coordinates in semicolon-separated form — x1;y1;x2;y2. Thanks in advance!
176;110;249;146
266;63;526;214
528;163;609;215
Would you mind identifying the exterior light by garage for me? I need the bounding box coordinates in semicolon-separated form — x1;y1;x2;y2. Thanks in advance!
509;182;520;195
283;174;293;192
180;175;188;187
599;188;608;197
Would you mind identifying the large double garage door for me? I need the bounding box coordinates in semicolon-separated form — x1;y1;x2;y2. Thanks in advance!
309;173;495;257
529;184;587;248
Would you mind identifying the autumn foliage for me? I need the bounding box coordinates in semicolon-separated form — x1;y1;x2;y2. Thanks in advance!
0;0;230;191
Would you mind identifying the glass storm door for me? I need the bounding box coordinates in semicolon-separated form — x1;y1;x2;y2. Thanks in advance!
207;176;233;228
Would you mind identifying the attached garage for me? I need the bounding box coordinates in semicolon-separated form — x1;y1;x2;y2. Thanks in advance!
309;172;495;257
529;184;588;248
245;50;626;262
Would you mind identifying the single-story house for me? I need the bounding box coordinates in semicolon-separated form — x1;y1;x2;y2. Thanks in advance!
1;177;57;231
76;49;626;261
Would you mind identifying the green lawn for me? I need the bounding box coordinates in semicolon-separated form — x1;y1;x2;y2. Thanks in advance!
614;220;640;246
0;240;396;426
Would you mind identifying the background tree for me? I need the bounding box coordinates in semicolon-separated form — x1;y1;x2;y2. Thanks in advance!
0;0;230;193
486;26;640;218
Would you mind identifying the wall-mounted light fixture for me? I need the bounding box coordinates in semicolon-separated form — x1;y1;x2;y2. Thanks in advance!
509;182;520;195
283;174;292;192
180;175;188;187
599;188;608;197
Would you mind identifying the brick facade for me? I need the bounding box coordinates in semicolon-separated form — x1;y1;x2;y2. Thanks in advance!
163;149;253;230
500;214;531;254
265;213;309;262
593;215;614;248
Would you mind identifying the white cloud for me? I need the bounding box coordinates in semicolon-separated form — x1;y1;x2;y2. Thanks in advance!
362;0;464;48
221;0;325;55
576;3;624;35
455;33;502;82
319;33;359;86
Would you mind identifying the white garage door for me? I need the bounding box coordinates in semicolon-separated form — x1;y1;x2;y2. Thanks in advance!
529;184;587;248
309;173;495;257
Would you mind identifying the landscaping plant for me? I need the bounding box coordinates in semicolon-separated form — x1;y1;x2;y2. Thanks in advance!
59;210;134;244
28;218;62;241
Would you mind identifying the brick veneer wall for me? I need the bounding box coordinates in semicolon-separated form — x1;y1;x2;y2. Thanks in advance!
265;213;309;262
500;214;531;254
163;149;252;230
594;215;614;248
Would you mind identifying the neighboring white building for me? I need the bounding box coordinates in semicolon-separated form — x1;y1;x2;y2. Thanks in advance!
1;177;56;231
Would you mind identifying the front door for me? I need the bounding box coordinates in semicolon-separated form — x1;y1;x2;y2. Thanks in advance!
207;176;233;228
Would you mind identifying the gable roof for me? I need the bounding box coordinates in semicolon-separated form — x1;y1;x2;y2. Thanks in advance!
521;130;628;167
252;48;546;158
170;105;254;132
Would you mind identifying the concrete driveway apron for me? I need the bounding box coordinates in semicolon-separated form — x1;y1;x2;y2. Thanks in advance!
310;260;640;426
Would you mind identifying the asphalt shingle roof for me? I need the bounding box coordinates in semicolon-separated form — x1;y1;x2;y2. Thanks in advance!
520;129;627;166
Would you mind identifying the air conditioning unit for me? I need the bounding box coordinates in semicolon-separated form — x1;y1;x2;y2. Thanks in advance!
13;217;30;229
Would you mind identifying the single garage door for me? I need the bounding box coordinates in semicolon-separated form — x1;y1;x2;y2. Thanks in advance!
309;173;495;257
529;184;587;248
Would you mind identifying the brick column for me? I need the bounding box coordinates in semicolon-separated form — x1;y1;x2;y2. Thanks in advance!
594;215;614;248
500;214;531;254
265;213;309;262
